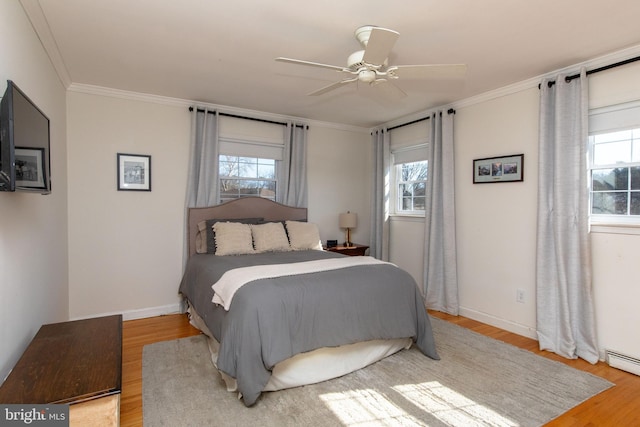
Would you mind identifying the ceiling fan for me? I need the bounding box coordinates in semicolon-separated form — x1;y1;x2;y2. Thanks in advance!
276;25;467;97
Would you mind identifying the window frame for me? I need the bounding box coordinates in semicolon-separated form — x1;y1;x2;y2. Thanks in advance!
393;159;428;215
388;120;430;217
218;155;278;203
588;101;640;231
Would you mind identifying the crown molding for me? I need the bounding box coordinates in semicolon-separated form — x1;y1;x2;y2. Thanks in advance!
20;0;72;88
380;43;640;130
68;83;368;133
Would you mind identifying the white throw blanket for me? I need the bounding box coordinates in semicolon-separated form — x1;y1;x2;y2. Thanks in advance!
212;256;390;310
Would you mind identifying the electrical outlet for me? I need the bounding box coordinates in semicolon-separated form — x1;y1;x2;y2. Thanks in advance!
516;289;525;304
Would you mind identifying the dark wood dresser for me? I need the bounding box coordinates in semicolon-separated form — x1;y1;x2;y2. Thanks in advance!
0;315;122;426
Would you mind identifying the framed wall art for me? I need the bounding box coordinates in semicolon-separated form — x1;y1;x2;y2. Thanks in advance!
117;153;151;191
15;147;47;190
473;154;524;184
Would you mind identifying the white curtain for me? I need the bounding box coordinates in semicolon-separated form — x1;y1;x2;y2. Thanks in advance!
278;123;308;207
370;129;390;261
183;107;219;266
424;111;459;314
537;69;599;364
186;107;220;208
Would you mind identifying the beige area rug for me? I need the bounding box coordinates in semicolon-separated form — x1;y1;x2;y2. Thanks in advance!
142;317;612;426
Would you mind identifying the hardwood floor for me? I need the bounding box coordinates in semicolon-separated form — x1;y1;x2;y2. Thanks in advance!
121;312;640;426
121;314;201;427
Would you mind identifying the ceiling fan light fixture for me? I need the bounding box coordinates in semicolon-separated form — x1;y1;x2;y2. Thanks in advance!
358;69;376;83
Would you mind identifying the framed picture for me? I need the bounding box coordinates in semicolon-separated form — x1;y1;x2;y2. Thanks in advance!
15;147;47;190
117;153;151;191
473;154;524;184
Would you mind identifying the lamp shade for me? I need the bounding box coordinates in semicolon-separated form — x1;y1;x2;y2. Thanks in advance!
339;212;357;229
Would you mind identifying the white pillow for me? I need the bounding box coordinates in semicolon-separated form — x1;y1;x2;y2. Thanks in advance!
213;222;255;256
285;221;323;251
251;222;291;253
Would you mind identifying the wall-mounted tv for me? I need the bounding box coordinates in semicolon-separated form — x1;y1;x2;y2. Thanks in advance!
0;80;51;194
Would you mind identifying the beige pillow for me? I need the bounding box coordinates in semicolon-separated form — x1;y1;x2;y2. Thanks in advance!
213;222;255;256
251;222;291;253
285;221;322;251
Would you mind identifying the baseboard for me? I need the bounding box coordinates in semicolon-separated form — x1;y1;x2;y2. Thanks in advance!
458;307;538;340
70;302;185;322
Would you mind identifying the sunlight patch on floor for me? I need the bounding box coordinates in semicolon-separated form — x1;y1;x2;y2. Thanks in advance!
319;388;427;426
393;382;518;427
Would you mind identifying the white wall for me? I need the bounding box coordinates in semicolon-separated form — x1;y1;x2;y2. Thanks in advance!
455;88;540;337
66;90;370;319
0;1;68;381
307;125;371;247
66;91;191;319
588;63;640;361
389;59;640;360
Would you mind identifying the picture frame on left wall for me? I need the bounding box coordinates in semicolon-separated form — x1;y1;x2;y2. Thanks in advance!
117;153;151;191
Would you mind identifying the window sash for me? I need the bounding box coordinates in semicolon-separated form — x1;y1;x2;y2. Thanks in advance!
588;102;640;225
394;160;428;214
219;156;277;201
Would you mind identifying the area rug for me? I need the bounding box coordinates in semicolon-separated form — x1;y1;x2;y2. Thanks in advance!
142;317;612;426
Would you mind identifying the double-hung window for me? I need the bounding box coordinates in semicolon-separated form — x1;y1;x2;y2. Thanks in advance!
389;120;430;215
589;101;640;226
217;116;285;203
395;158;428;212
219;156;276;201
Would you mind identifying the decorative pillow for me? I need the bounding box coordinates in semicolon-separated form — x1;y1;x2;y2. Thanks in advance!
213;222;255;256
285;220;323;251
251;222;291;253
195;217;263;254
195;220;209;253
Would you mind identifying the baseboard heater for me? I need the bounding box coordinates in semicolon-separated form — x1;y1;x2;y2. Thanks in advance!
606;349;640;376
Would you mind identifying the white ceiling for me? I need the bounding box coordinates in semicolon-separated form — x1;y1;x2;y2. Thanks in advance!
22;0;640;128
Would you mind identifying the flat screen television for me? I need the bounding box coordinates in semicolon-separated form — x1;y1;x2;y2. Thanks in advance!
0;80;51;194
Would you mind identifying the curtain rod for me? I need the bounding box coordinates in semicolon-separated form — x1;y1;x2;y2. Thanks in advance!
541;54;640;88
188;107;307;129
387;108;456;132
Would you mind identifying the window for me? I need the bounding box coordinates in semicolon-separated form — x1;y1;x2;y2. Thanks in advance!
396;160;428;212
589;101;640;226
589;129;640;217
388;119;430;215
217;115;285;203
219;155;276;202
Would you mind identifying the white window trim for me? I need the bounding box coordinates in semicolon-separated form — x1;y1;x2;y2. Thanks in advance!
588;100;640;233
389;119;430;216
392;157;428;216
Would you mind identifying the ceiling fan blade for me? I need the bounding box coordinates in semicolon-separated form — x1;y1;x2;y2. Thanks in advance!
275;57;346;72
389;64;467;79
307;78;357;96
374;79;407;99
362;27;400;65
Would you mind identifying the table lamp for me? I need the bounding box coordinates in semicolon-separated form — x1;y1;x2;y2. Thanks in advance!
339;211;357;247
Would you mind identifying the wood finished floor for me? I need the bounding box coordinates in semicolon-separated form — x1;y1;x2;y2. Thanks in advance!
121;311;640;426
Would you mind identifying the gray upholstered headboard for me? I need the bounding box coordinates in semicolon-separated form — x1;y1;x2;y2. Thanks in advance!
187;197;307;256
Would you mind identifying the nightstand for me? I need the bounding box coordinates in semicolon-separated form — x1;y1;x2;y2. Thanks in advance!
325;243;369;256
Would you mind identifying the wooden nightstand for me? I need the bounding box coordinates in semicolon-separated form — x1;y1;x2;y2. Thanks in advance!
0;315;122;426
325;243;369;256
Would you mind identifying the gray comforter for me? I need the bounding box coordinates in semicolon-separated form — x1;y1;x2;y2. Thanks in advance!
179;250;439;406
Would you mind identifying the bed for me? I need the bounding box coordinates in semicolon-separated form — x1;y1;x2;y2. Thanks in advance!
179;197;439;406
